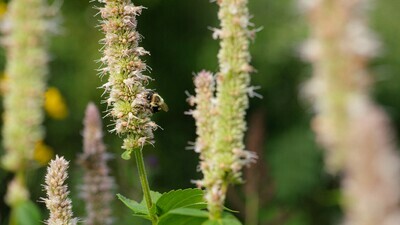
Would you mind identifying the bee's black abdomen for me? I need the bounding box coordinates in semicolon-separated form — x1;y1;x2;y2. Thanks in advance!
146;91;154;101
152;106;160;113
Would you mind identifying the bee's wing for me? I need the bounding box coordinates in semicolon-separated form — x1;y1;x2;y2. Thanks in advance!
161;102;169;112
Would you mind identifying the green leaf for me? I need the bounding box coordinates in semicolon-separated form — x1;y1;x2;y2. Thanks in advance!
117;194;148;217
147;191;163;204
156;189;207;216
117;191;162;219
158;208;209;225
202;213;242;225
202;220;219;225
168;208;209;218
11;200;41;225
220;213;242;225
145;191;163;216
121;150;131;160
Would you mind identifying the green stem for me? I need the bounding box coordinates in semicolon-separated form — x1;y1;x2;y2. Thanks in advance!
134;148;157;225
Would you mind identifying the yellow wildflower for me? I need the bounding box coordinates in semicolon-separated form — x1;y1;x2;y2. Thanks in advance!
34;141;54;166
0;2;7;18
44;87;68;119
0;73;9;94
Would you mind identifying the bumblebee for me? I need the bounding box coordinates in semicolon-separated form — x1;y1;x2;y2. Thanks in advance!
146;91;168;113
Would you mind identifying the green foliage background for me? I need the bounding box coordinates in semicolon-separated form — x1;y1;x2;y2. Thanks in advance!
0;0;400;224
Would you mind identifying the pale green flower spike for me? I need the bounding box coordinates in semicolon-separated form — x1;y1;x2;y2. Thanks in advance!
213;0;256;184
301;0;381;172
301;0;400;224
4;176;29;206
189;0;257;220
1;0;50;172
98;0;159;159
96;1;159;223
1;0;56;212
188;71;216;157
43;155;78;225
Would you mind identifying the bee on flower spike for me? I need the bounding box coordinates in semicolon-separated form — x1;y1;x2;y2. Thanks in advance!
146;91;168;113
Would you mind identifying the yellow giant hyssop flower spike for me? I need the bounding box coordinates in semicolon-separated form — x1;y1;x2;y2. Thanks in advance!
301;0;400;224
78;103;115;225
42;156;78;225
188;0;258;220
98;0;163;159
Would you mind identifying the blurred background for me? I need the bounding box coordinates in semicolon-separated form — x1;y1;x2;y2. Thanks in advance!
0;0;400;224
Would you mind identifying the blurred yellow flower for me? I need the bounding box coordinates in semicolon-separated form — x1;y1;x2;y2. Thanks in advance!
0;2;7;18
44;87;68;119
34;141;54;166
0;73;9;94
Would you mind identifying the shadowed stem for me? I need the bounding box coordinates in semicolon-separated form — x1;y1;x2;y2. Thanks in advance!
134;148;157;225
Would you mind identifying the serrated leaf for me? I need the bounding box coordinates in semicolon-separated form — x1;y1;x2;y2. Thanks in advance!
117;194;148;216
156;188;207;215
118;191;162;219
158;208;209;225
11;200;41;225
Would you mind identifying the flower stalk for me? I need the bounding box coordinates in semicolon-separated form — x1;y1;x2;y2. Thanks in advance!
78;103;115;225
189;0;257;220
97;0;158;159
1;0;49;173
96;0;161;222
134;149;157;225
43;155;78;225
1;0;52;212
301;0;400;224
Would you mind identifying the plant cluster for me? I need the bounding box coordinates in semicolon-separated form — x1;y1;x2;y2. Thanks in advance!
0;0;399;225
